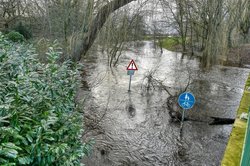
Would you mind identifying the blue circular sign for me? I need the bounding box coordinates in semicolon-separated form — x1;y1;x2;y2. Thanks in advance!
178;92;195;109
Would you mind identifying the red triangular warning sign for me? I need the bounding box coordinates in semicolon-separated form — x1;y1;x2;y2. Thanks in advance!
127;59;138;70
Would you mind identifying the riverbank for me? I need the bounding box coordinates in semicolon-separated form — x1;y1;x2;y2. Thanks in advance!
221;73;250;166
226;44;250;68
159;37;182;51
152;36;250;68
143;36;183;51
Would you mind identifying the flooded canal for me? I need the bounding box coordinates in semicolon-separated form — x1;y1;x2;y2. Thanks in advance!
79;41;250;166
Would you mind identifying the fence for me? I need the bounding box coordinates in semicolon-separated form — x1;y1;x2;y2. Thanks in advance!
240;107;250;166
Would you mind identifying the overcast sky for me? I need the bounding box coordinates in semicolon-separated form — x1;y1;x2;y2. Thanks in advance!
126;0;177;34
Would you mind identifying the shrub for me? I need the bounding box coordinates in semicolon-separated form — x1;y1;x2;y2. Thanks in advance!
0;33;90;165
14;22;32;39
6;31;25;42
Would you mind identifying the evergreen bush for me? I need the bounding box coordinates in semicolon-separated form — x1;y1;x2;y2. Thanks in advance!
6;31;25;42
0;33;90;165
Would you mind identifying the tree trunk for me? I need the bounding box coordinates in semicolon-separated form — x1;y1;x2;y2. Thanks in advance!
72;0;135;62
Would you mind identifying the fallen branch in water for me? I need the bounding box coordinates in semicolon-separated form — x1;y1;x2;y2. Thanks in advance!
209;117;235;125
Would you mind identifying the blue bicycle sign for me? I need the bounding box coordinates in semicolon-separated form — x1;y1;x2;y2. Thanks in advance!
178;92;195;109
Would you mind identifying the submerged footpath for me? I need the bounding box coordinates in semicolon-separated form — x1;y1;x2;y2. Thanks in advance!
221;73;250;166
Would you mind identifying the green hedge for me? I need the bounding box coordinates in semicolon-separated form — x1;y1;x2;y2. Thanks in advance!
0;33;90;165
5;31;25;42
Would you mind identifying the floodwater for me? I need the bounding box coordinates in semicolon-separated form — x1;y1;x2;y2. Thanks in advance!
79;41;250;166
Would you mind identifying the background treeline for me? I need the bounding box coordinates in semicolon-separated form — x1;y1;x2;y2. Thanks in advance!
0;0;146;66
1;0;249;68
160;0;250;68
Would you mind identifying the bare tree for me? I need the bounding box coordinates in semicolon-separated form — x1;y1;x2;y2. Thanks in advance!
71;0;136;62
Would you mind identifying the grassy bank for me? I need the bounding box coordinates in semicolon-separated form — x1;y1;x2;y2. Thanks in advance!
160;37;181;51
221;73;250;166
144;35;182;51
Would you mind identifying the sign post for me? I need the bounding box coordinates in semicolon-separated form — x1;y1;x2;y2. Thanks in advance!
182;109;185;122
127;59;138;92
128;70;134;91
178;92;195;122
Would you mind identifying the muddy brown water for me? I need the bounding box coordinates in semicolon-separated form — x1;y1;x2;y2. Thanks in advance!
78;41;250;166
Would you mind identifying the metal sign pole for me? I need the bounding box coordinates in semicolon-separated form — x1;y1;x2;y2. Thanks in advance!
182;109;185;122
128;74;132;92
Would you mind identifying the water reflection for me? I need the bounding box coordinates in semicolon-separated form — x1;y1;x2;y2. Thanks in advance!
126;93;136;118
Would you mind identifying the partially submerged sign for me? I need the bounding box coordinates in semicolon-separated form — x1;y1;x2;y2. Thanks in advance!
178;92;195;122
127;59;138;91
